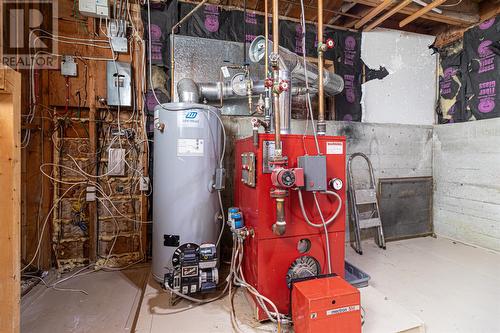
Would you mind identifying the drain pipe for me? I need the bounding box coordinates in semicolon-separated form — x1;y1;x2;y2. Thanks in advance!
317;0;326;135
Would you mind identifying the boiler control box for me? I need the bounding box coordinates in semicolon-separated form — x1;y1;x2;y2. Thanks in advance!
292;276;361;333
298;155;327;191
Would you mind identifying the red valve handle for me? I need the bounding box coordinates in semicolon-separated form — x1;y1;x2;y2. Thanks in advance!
278;80;289;92
326;38;335;49
264;77;274;88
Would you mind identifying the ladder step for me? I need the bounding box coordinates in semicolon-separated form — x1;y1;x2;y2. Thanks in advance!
354;189;377;205
359;218;382;229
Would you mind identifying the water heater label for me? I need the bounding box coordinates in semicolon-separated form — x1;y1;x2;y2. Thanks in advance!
177;139;204;156
178;111;203;128
326;305;360;316
326;142;343;155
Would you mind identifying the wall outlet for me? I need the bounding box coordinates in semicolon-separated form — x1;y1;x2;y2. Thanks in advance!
140;176;150;191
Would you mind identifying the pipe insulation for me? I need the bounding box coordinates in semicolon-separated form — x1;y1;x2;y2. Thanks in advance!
249;36;344;96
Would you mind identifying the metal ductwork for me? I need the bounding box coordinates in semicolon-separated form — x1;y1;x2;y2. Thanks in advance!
248;35;344;96
177;77;267;103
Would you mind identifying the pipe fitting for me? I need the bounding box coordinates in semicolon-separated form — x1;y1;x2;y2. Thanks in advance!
317;121;326;136
272;197;286;236
177;78;200;103
272;221;286;236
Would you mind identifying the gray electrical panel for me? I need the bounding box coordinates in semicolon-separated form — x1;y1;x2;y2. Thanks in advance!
106;61;132;106
298;155;327;191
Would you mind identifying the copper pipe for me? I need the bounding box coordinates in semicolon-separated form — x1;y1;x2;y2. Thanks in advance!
264;0;269;74
272;198;286;236
317;0;326;135
272;0;281;152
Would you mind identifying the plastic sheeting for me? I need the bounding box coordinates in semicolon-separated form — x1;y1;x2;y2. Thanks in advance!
463;16;500;120
437;15;499;123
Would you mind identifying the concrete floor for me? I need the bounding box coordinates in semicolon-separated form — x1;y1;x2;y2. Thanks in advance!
21;265;149;333
346;236;500;333
134;275;424;333
21;237;500;333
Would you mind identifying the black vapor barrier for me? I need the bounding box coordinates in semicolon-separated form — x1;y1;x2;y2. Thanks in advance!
463;16;500;120
436;15;500;123
142;0;363;122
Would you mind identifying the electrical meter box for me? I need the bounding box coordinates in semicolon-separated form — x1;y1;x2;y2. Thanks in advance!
292;276;361;333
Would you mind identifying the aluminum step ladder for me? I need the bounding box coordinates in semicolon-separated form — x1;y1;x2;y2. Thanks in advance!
347;153;386;254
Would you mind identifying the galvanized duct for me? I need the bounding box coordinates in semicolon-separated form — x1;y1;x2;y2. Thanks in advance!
248;35;344;96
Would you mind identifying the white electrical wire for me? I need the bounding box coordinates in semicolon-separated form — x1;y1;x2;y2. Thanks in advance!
216;191;226;247
313;192;332;274
23;1;151;293
299;0;321;156
297;189;342;228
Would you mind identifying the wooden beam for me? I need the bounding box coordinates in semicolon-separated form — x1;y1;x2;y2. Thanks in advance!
0;65;21;333
364;0;412;31
348;0;477;26
279;0;361;19
479;0;500;21
354;0;393;28
399;0;448;27
328;2;356;24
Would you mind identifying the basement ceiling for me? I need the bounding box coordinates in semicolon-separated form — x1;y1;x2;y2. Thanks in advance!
184;0;497;35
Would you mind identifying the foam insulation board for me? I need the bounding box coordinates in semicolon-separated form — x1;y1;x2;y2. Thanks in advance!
361;29;437;125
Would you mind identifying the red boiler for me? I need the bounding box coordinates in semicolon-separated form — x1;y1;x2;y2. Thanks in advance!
234;133;346;320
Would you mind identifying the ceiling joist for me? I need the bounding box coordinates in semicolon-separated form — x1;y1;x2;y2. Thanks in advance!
354;0;394;28
399;0;448;27
364;0;413;31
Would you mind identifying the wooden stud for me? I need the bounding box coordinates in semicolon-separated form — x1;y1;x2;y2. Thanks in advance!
0;65;22;333
39;68;53;269
87;18;98;262
354;0;393;29
364;0;413;31
399;0;448;27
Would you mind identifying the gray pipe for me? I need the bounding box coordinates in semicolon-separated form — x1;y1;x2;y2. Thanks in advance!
178;78;267;102
249;35;344;96
177;78;200;103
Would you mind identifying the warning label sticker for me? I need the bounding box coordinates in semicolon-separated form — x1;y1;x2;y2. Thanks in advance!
326;141;343;155
326;305;360;316
177;139;204;157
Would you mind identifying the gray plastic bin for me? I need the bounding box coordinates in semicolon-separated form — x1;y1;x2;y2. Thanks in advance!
345;261;370;288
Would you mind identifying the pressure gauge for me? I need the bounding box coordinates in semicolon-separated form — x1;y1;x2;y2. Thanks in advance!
330;178;343;191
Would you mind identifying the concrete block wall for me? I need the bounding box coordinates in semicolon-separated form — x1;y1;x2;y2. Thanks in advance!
433;118;500;251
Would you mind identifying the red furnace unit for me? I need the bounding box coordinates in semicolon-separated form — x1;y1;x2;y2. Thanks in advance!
292;276;361;333
234;133;346;320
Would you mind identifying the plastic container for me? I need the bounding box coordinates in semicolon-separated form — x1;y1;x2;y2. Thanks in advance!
344;261;371;288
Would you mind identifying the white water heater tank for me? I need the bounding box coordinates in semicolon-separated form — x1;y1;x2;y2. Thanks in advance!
152;102;222;281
